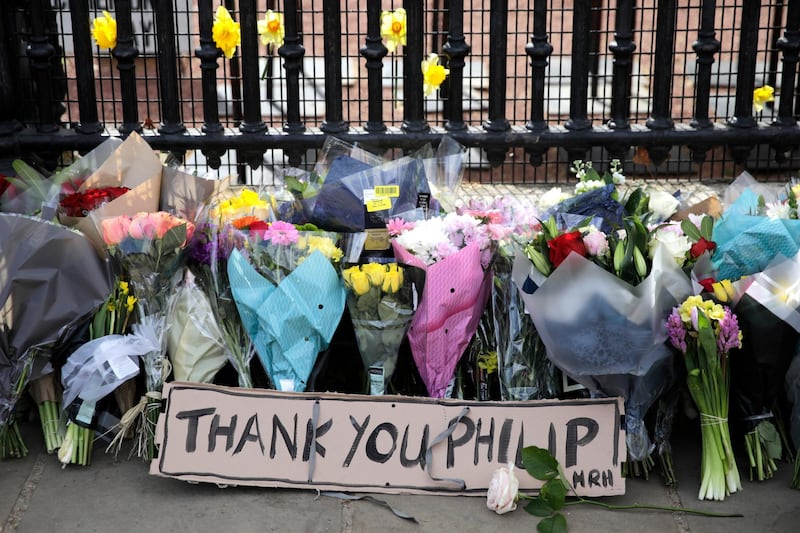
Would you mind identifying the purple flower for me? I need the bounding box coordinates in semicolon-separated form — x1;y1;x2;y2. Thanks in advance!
716;307;742;354
666;308;687;353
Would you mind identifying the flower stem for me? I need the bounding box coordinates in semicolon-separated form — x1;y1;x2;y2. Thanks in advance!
564;498;743;518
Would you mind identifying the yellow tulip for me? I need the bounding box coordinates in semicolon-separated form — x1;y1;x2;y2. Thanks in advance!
362;263;387;287
753;85;774;113
346;269;371;296
382;264;404;293
212;5;240;59
380;8;407;53
258;10;284;48
421;53;449;97
91;11;117;50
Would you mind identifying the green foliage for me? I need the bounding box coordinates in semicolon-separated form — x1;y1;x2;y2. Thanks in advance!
522;445;569;533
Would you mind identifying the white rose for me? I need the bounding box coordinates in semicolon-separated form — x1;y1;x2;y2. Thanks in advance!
486;462;519;515
647;190;680;222
649;225;691;266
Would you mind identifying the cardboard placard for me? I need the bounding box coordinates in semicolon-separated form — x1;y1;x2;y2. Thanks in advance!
151;382;626;497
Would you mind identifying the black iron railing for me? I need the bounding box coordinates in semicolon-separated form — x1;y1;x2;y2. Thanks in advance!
0;1;798;183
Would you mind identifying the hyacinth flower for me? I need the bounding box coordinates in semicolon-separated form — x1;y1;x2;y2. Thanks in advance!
667;295;743;500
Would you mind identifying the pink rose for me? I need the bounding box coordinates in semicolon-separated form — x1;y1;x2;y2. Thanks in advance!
152;211;177;238
128;213;158;240
486;463;519;515
101;215;132;245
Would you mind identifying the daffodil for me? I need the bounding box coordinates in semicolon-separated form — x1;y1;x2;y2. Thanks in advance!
421;53;449;97
380;8;407;53
753;85;774;113
126;295;137;313
212;5;240;59
119;281;129;294
258;10;285;48
91;11;117;50
382;263;403;294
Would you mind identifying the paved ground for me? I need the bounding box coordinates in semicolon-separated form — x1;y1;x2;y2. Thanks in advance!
1;416;798;533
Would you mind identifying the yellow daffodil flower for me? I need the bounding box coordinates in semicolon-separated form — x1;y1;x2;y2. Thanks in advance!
421;53;449;97
126;295;137;313
362;263;387;287
380;8;407;53
212;5;241;59
712;279;734;303
753;85;774;113
382;263;403;294
258;10;285;48
119;281;129;295
91;11;117;50
343;266;371;296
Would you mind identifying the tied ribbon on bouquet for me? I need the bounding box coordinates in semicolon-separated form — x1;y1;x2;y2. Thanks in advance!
390;213;497;399
227;223;346;392
0;213;111;458
96;210;195;460
341;262;424;395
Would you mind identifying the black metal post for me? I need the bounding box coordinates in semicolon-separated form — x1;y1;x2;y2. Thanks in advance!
402;0;429;134
565;1;592;131
360;0;388;132
153;0;185;134
646;0;676;131
526;0;552;133
114;0;141;134
239;0;266;135
196;0;222;135
68;0;101;134
690;0;720;130
443;0;470;132
27;0;58;133
729;0;761;128
0;3;22;136
482;0;507;134
279;0;305;136
607;0;635;130
321;0;348;134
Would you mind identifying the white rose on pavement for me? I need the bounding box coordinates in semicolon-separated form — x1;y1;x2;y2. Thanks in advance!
486;462;519;514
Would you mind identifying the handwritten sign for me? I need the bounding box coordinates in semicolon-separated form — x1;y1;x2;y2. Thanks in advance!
151;382;626;497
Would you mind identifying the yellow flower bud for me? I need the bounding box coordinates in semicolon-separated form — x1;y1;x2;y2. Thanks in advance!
382;264;403;293
349;270;371;296
126;296;137;313
119;281;129;295
712;279;734;303
362;263;386;287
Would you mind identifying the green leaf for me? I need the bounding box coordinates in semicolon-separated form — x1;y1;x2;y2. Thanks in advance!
161;224;188;253
284;176;308;197
757;421;783;460
700;215;714;240
540;478;567;510
680;219;703;241
537;513;568;533
522;446;559;481
524;498;555;518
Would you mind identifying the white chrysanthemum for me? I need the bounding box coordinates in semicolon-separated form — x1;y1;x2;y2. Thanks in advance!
538;187;570;211
765;201;792;219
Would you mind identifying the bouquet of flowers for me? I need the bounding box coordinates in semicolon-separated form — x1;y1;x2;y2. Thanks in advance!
97;210;195;460
389;212;500;398
0;213;111;459
457;197;560;401
183;188;268;388
341;262;424;394
227;221;346;392
59;186;130;218
666;295;743;500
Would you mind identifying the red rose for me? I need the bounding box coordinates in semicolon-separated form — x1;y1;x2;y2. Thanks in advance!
248;220;271;239
690;237;716;259
698;277;716;293
59;186;129;216
547;231;588;268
